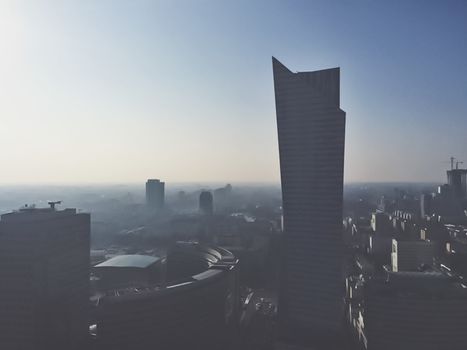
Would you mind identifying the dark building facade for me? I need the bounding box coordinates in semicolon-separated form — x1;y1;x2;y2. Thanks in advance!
273;57;346;344
420;193;434;218
0;205;90;350
199;190;214;215
93;243;239;350
146;179;165;209
363;272;467;350
447;168;467;199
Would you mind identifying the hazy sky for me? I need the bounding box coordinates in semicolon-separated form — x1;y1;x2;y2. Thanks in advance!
1;0;466;184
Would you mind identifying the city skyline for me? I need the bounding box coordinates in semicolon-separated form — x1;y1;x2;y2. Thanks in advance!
2;2;467;349
1;0;467;184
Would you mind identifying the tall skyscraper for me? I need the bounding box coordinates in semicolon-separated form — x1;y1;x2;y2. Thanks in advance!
0;204;90;350
146;179;165;209
273;57;346;345
199;191;214;215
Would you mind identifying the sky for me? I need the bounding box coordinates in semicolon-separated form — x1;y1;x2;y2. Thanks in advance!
0;0;466;184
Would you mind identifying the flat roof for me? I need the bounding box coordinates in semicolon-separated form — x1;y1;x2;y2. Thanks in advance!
368;268;467;297
0;208;79;223
94;255;160;269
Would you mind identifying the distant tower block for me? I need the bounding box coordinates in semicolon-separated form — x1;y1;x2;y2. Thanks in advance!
199;191;214;215
447;168;467;199
146;179;165;209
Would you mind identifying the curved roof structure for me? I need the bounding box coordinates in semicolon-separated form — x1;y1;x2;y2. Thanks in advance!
94;255;160;269
93;243;239;350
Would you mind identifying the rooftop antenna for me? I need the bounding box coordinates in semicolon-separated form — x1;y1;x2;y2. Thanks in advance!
48;200;62;210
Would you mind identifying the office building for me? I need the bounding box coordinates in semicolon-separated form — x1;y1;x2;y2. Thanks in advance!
199;190;214;215
447;168;467;199
0;204;90;350
428;184;465;221
146;179;165;209
371;212;391;235
272;57;346;343
420;193;434;217
391;239;437;272
213;184;233;212
363;271;467;350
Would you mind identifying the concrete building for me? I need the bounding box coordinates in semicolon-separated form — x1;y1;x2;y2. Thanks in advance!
145;179;165;209
363;271;467;350
371;212;391;235
447;168;467;199
93;243;239;350
273;57;346;344
445;224;467;275
423;164;467;222
391;239;437;272
0;204;90;350
199;190;214;215
213;184;233;212
368;234;392;265
420;193;434;218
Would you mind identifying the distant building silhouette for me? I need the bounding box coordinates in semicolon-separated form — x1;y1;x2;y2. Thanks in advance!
273;57;346;345
0;204;90;350
146;179;165;209
199;191;214;215
447;168;467;199
420;193;434;217
214;183;232;197
419;164;467;222
213;184;233;212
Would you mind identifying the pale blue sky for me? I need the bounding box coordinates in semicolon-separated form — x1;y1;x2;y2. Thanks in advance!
1;0;466;184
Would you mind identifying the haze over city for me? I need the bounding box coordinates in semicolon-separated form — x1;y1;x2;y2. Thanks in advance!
3;1;467;350
1;0;466;184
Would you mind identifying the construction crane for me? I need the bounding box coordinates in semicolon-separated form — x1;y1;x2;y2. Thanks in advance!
442;156;457;170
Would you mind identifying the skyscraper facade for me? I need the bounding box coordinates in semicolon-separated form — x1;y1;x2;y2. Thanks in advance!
199;191;214;215
273;58;346;343
146;179;165;209
0;205;90;350
447;168;467;199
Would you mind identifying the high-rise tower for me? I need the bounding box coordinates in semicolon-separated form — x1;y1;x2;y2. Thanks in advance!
199;191;214;215
273;57;346;345
447;168;467;199
146;179;165;209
